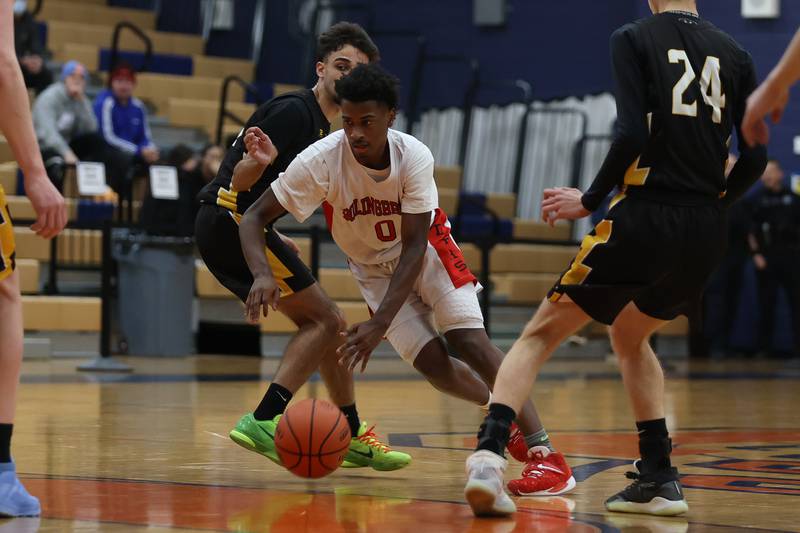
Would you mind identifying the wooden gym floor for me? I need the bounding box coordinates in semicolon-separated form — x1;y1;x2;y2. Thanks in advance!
5;355;800;532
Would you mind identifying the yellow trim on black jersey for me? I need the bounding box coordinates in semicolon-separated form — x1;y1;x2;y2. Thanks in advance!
0;185;17;281
623;156;651;186
216;187;240;213
555;219;613;289
226;211;294;296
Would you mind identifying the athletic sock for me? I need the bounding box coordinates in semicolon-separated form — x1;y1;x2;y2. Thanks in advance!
636;418;672;473
340;403;361;437
253;383;292;421
0;424;11;463
524;428;553;451
476;403;516;457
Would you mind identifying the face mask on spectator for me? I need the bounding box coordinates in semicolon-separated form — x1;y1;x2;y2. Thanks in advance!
13;0;27;15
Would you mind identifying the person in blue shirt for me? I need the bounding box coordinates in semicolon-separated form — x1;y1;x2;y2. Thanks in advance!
93;62;159;166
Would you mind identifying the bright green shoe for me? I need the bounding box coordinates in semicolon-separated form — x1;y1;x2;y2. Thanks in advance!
229;413;281;465
341;422;411;471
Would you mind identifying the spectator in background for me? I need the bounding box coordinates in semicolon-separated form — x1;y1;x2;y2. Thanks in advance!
12;0;51;94
749;160;800;359
93;62;159;166
702;154;758;356
33;61;127;193
139;144;222;236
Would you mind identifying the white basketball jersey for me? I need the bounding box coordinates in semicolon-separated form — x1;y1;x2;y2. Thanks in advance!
272;129;438;264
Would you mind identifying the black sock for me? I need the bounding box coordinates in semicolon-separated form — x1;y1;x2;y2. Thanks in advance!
476;403;516;457
636;418;672;473
253;383;293;421
0;424;11;463
340;404;361;437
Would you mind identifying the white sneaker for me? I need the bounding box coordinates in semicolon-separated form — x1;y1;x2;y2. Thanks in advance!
464;450;516;517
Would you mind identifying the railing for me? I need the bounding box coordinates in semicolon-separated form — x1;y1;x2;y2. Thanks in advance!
30;0;44;17
108;21;154;76
215;75;262;146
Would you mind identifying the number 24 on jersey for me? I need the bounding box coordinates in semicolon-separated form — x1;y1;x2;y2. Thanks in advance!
669;49;725;124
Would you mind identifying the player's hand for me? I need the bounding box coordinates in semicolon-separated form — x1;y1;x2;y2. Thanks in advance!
24;172;67;239
742;78;789;147
245;275;281;324
541;187;590;225
753;253;767;271
243;127;278;167
337;318;388;373
274;229;300;255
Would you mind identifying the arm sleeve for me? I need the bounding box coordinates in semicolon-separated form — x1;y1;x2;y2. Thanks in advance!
721;52;769;207
581;26;649;212
270;154;330;223
32;91;70;155
401;144;437;214
97;94;137;154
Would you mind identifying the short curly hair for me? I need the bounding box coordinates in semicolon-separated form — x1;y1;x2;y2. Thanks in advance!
334;64;399;109
316;22;380;63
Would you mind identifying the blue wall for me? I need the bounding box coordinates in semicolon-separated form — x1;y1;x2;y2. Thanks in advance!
247;1;798;167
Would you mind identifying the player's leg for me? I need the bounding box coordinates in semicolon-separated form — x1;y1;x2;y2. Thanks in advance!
228;282;344;464
603;301;689;516
444;326;575;496
464;298;590;516
195;208;365;463
0;192;40;516
412;336;490;405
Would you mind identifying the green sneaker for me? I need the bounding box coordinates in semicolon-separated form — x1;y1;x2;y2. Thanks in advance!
341;422;411;471
229;413;281;465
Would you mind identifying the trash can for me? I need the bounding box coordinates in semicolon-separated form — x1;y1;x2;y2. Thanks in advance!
112;228;195;356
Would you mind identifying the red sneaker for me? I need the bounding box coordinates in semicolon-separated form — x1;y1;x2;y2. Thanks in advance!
506;423;529;462
507;446;576;496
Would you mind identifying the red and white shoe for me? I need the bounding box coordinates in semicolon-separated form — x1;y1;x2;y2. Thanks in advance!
506;423;529;462
507;446;576;496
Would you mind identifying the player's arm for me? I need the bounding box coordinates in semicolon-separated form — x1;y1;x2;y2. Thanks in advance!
742;28;800;146
338;211;430;373
231;127;278;191
543;27;646;223
0;2;66;239
722;54;768;207
240;155;328;322
231;102;306;192
239;188;288;322
583;27;648;211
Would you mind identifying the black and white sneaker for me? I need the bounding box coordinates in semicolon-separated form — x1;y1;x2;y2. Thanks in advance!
605;467;689;516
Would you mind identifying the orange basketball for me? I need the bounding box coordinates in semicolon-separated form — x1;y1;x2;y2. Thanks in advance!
275;398;351;478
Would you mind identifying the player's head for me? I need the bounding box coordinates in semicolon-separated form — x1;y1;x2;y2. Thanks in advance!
315;22;379;103
109;62;136;102
61;61;87;99
760;159;784;192
200;144;224;180
648;0;696;14
336;63;398;167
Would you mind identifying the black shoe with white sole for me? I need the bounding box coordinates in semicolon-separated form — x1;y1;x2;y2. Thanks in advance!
605;467;689;516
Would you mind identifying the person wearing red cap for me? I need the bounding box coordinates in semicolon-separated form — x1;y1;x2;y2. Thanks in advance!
93;62;160;167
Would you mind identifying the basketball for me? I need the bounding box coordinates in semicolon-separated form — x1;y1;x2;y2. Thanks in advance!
275;398;351;478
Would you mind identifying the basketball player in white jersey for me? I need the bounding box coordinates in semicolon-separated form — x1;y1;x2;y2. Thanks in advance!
238;63;575;495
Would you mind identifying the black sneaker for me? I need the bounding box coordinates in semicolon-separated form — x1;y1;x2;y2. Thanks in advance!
605;467;689;516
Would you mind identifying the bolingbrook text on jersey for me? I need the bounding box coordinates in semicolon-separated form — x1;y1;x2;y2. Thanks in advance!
342;196;401;222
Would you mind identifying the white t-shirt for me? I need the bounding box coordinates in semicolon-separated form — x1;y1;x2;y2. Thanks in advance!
272;129;438;264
